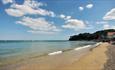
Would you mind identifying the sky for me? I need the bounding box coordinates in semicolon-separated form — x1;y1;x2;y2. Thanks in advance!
0;0;115;40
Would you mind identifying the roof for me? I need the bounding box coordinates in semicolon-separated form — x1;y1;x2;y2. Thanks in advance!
107;32;115;36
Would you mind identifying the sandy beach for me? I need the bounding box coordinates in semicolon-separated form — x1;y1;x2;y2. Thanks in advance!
104;44;115;70
0;43;110;70
60;43;109;70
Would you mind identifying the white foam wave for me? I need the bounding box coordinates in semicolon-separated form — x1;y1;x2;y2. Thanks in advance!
74;42;102;51
74;45;91;51
48;51;62;56
48;42;102;56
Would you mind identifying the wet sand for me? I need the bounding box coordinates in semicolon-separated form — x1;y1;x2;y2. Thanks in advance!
0;43;109;70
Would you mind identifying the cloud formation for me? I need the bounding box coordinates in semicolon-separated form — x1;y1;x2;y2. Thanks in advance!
78;3;93;11
2;0;94;34
96;21;108;24
103;8;115;20
103;24;115;29
79;6;84;11
86;4;93;9
16;17;61;34
5;0;55;17
3;0;60;34
2;0;13;4
59;14;72;20
62;19;86;30
5;8;24;17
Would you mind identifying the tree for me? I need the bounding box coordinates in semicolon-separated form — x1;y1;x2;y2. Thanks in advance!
69;29;115;41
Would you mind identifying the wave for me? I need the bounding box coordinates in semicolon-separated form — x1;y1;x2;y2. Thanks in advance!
48;51;62;55
47;42;102;56
74;42;102;51
74;45;92;51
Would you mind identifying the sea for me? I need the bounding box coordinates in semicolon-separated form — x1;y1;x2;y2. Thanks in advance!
0;40;96;66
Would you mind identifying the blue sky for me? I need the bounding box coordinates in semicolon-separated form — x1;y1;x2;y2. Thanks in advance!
0;0;115;40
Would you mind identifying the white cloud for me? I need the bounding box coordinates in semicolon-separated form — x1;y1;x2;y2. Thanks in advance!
16;17;61;34
5;0;55;17
60;14;66;19
62;19;86;30
59;14;71;20
96;21;108;24
24;0;45;8
103;24;115;29
78;3;93;11
86;4;93;9
5;8;24;17
66;16;72;19
2;0;13;4
28;30;55;34
103;8;115;20
79;6;84;11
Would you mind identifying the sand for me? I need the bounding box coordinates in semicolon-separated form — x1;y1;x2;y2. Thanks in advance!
104;44;115;70
60;43;109;70
0;43;109;70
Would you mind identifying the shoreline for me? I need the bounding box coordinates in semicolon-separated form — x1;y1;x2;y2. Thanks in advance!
0;42;106;70
0;42;98;67
60;42;109;70
0;41;94;68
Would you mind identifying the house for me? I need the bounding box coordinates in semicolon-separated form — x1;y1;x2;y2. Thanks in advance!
107;32;115;39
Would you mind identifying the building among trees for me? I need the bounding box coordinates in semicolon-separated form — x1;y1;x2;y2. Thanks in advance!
69;29;115;42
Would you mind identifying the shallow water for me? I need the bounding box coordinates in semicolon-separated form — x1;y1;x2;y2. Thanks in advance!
0;40;96;66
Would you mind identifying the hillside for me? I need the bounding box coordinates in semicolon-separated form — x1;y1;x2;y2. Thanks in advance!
69;29;115;41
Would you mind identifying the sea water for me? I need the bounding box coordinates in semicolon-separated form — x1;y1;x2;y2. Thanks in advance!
0;40;96;66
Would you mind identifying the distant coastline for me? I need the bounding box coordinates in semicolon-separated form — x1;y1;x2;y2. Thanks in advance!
69;29;115;42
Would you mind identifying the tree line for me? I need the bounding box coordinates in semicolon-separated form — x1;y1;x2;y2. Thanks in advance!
69;29;115;41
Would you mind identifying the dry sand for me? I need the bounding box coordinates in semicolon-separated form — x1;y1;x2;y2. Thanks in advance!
104;44;115;70
60;43;109;70
1;43;109;70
